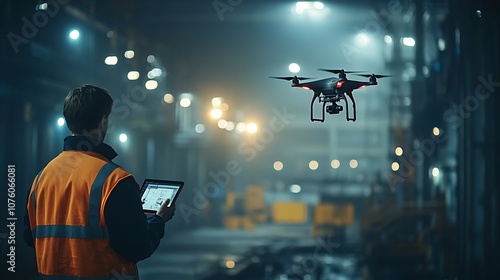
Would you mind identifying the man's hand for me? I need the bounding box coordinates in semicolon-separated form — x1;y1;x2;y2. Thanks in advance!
156;199;175;223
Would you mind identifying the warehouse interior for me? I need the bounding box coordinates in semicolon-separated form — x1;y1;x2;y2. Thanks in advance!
1;0;499;279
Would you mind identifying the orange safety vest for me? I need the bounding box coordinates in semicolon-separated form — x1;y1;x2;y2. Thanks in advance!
27;150;139;279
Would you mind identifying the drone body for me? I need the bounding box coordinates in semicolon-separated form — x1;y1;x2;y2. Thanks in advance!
271;69;390;122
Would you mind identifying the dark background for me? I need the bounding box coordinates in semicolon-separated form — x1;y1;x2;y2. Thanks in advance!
1;0;499;279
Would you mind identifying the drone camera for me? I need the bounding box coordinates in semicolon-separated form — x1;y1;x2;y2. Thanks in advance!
326;104;343;115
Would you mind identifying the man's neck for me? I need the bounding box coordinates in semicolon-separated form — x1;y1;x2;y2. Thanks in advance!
71;133;103;145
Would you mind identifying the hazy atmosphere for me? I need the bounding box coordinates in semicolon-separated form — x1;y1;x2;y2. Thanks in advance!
1;1;499;279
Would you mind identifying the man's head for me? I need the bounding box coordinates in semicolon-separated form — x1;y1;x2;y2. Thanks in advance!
63;84;113;143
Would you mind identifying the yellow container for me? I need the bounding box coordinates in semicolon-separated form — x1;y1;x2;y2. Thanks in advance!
272;202;307;223
243;217;256;230
224;215;241;229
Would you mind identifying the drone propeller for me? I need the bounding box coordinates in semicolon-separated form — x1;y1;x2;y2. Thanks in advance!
269;76;312;81
317;69;365;74
355;73;393;78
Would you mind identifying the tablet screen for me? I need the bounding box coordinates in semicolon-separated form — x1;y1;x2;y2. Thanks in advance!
140;179;183;212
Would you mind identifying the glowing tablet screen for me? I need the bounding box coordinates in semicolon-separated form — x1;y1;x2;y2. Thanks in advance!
140;179;183;212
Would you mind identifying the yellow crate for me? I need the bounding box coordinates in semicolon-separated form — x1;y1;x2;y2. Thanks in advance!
245;185;265;212
272;202;307;223
314;204;335;225
225;191;236;210
313;203;355;226
243;217;256;230
342;204;354;225
253;212;268;223
224;216;241;229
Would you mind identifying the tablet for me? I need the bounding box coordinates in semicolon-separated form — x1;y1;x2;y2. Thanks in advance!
139;179;184;213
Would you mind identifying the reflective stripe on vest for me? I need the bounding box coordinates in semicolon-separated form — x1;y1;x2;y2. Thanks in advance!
32;162;118;240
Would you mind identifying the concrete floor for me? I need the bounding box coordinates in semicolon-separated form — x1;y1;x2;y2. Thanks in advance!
137;224;363;280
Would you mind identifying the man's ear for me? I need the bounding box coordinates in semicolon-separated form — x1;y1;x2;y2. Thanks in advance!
100;115;109;129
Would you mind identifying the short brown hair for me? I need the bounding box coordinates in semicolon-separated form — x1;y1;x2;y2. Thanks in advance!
63;84;113;134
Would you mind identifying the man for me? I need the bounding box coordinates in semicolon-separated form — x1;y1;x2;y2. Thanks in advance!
24;84;175;279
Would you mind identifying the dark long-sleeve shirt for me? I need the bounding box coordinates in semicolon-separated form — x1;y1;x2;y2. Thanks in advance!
24;135;165;263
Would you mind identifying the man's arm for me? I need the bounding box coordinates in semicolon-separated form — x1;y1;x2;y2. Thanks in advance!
104;176;167;263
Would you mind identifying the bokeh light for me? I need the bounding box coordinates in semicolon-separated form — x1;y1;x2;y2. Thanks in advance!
119;133;128;143
274;161;283;171
391;162;400;171
127;71;140;80
57;117;65;127
163;93;174;104
246;123;258;133
69;29;80;40
210;108;222;119
331;160;340;169
180;97;191;108
289;63;300;73
145;80;158;90
309;160;319;170
290;184;301;193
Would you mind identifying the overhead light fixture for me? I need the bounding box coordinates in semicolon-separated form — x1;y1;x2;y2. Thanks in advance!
119;133;128;143
212;97;222;106
432;167;440;177
180;97;191;108
145;80;158;90
210;108;222;119
236;122;246;133
309;160;319;170
124;50;135;59
433;127;440;136
104;56;118;65
69;29;80;40
148;68;162;78
218;119;227;129
57;117;65;127
127;71;140;80
402;37;416;47
163;93;174;104
295;2;325;14
36;3;48;10
225;121;235;131
391;162;400;171
274;161;284;171
147;55;155;63
355;32;370;46
289;63;300;73
195;124;205;134
290;184;301;193
384;35;393;44
246;123;258;133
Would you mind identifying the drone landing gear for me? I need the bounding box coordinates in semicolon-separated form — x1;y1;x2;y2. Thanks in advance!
310;92;357;122
344;92;356;122
310;91;325;122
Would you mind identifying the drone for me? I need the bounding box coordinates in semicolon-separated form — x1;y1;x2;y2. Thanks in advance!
270;69;391;122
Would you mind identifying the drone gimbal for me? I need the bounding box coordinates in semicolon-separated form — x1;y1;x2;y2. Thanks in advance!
310;91;356;122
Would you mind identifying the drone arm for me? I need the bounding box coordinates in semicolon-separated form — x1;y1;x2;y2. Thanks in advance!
310;91;325;122
345;92;356;122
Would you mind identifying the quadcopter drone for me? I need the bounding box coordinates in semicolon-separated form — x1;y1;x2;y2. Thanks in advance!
271;69;391;122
